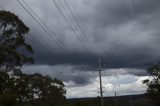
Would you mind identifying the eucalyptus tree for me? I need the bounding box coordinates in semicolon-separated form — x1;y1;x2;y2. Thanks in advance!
143;63;160;106
0;10;33;106
0;10;33;72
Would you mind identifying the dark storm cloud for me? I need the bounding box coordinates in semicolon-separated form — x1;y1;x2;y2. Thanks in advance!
22;64;94;85
102;68;148;77
1;0;160;82
86;0;160;29
10;0;160;74
23;64;148;86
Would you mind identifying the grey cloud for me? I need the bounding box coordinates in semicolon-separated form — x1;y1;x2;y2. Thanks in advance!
22;64;94;85
1;0;159;69
0;0;160;97
102;68;148;77
23;64;148;86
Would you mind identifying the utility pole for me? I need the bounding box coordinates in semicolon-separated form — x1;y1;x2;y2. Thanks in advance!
115;91;118;106
98;58;103;106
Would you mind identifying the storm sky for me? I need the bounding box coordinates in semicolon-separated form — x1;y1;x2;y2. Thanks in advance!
0;0;160;98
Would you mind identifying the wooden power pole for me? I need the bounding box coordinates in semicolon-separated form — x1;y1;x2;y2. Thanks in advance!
115;91;118;106
98;58;104;106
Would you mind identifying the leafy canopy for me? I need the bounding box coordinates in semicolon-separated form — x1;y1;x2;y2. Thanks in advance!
0;10;67;106
143;63;160;106
0;10;33;69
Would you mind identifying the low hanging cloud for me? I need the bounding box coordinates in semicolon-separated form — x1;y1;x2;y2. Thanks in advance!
23;64;148;84
66;75;151;98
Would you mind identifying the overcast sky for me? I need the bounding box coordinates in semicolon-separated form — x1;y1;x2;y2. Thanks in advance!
0;0;160;98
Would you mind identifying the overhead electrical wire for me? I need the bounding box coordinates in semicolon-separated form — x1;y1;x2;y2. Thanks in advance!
52;0;98;72
27;37;72;74
0;2;67;73
51;0;96;71
52;0;91;54
20;0;98;70
16;0;89;73
15;0;97;83
20;0;68;55
62;0;101;82
0;1;58;62
20;0;90;71
17;0;73;59
63;0;96;52
61;0;104;94
1;0;101;91
16;0;69;53
21;0;66;49
16;0;77;73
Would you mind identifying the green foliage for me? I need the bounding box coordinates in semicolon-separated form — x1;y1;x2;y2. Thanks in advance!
0;10;67;106
0;71;17;106
0;71;67;106
143;63;160;106
0;10;33;70
0;91;17;106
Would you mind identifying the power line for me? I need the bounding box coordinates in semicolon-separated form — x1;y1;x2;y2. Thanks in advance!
52;0;96;71
27;37;75;77
52;0;99;72
18;0;91;68
16;0;68;53
63;0;96;52
16;0;78;74
21;0;66;49
0;1;61;65
62;1;103;95
27;37;68;70
0;2;69;74
16;0;97;76
52;0;91;54
19;0;98;72
17;0;82;65
2;0;98;83
17;0;92;75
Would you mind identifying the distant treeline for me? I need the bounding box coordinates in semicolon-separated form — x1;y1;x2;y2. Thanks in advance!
68;94;154;106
